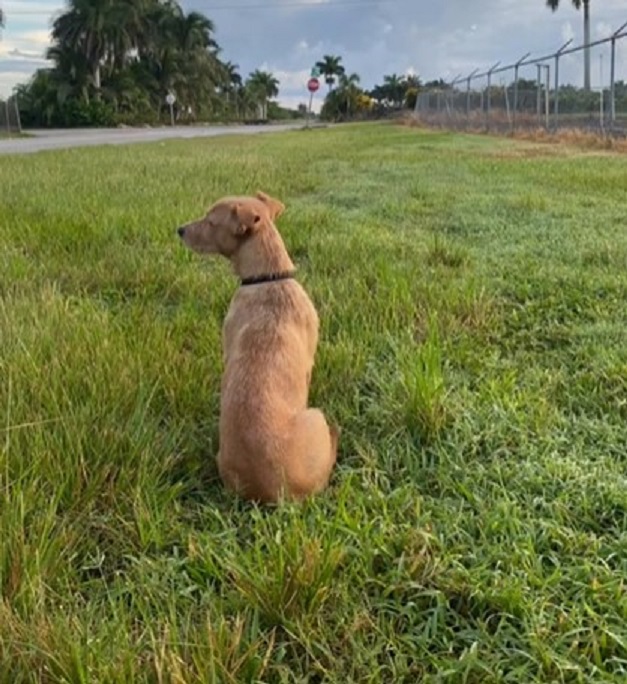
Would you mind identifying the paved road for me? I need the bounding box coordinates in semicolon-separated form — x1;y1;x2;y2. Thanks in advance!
0;123;303;155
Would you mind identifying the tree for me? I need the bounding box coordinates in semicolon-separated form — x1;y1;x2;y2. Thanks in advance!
402;74;422;90
14;0;292;127
223;61;242;90
315;54;345;91
424;78;447;89
221;61;242;116
382;74;405;107
385;74;404;106
337;72;361;117
321;71;368;122
45;42;94;102
547;0;591;91
236;83;258;120
246;70;279;120
0;7;5;29
401;74;422;109
137;1;221;105
50;0;122;95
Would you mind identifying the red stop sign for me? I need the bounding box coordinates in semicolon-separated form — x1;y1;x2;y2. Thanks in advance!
307;77;320;93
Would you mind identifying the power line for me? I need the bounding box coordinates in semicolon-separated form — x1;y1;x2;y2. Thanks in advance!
0;0;407;16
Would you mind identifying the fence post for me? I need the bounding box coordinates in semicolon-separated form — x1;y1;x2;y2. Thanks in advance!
466;69;479;122
536;64;542;120
544;64;550;130
513;52;531;132
610;22;627;127
486;61;500;131
446;74;461;121
553;39;572;130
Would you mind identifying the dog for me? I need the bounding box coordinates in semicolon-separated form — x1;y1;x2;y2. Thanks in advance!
177;191;339;503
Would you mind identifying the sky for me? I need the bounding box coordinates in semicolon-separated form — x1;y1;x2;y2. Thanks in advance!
1;0;627;110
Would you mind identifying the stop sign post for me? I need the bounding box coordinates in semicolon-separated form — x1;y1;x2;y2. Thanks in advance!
165;92;176;126
306;77;320;128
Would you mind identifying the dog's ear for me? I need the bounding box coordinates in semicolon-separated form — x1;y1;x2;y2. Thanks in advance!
256;191;285;221
231;203;262;235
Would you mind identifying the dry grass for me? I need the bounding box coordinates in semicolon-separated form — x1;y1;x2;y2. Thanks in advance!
511;125;627;152
404;113;627;154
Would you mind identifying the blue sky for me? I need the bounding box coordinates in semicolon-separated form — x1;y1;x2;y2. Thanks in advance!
1;0;626;109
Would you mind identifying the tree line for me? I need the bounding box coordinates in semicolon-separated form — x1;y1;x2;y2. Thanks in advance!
10;0;286;128
314;54;422;122
6;0;421;128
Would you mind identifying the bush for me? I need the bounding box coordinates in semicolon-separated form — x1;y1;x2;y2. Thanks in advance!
267;102;304;120
59;99;117;128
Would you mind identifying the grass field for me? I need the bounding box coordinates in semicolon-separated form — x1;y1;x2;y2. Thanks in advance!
1;123;626;682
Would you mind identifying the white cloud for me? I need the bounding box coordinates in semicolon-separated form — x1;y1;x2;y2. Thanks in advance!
0;70;36;97
0;31;51;60
595;21;614;40
561;21;576;44
6;48;48;60
257;64;310;91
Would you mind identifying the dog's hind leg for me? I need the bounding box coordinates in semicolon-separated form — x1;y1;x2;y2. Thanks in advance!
286;408;339;499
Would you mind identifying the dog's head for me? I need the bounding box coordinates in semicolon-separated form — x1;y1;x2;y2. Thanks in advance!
177;191;285;256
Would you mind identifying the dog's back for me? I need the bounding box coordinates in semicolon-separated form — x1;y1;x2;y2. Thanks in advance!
218;280;327;502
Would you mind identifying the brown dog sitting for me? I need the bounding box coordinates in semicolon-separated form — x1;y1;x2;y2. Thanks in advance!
177;191;339;503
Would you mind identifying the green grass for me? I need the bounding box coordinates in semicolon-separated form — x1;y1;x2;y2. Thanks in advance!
1;123;626;682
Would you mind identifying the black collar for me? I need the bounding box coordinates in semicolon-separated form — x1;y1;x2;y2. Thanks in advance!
240;270;296;287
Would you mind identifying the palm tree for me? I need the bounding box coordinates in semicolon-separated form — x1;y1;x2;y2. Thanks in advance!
236;83;257;120
247;70;279;120
46;43;94;102
402;74;422;90
383;74;405;107
106;0;145;73
0;7;5;29
175;11;217;52
338;72;361;117
547;0;591;91
51;0;125;96
315;54;345;91
14;72;63;127
221;61;242;116
14;0;239;126
224;61;242;87
133;2;221;114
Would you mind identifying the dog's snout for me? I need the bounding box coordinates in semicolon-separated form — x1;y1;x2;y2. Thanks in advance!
177;226;185;238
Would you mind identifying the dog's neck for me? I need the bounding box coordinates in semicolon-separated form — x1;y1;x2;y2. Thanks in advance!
233;224;295;282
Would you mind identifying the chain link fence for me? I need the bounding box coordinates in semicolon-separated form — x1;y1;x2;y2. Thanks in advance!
414;22;627;136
